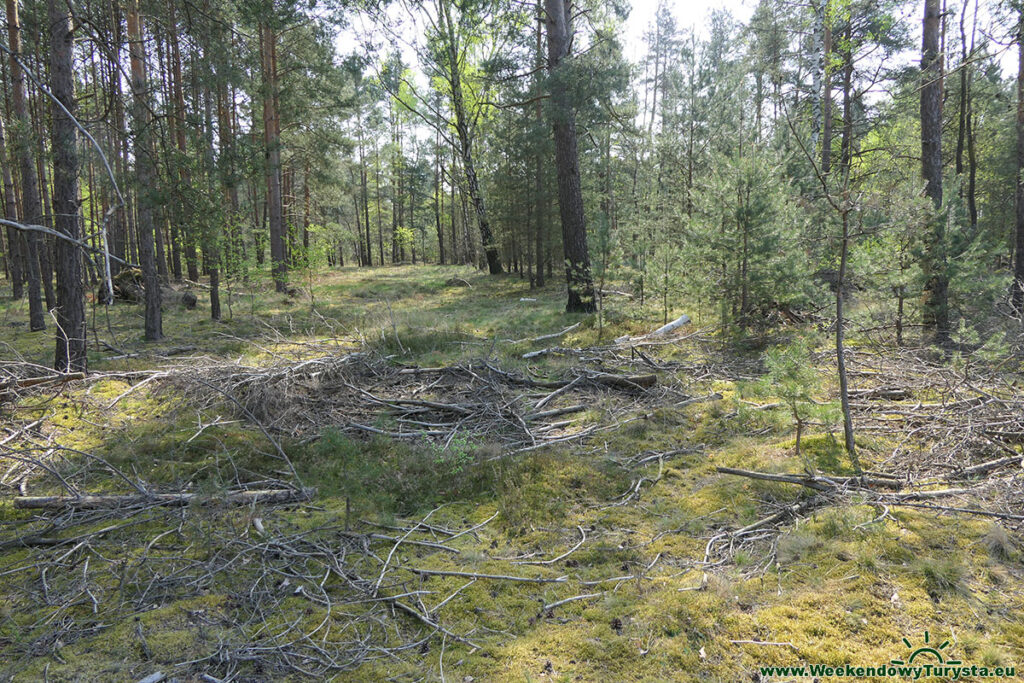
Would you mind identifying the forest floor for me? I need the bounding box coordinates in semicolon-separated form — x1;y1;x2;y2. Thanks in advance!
0;265;1022;682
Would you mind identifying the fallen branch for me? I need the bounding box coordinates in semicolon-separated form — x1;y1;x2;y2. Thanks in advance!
715;466;903;491
534;376;583;411
531;372;656;391
730;640;799;650
515;322;580;345
542;592;605;612
527;404;586;420
847;387;912;400
14;488;316;510
883;501;1024;521
939;455;1022;481
406;568;567;583
514;526;586;566
736;499;823;534
0;371;86;393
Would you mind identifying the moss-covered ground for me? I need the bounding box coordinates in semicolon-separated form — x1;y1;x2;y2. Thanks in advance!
0;265;1021;681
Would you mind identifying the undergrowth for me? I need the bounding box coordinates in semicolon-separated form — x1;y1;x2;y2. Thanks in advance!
0;265;1020;681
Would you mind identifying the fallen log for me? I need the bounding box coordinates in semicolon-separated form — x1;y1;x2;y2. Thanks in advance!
615;314;691;344
648;314;691;337
0;371;86;392
14;487;316;510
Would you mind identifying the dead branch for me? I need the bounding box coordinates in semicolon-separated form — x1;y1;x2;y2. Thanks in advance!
542;592;605;612
514;526;586;566
715;466;903;491
13;488;316;510
406;568;567;583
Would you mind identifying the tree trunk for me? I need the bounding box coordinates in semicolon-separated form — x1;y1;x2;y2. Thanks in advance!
261;23;287;292
435;147;445;265
955;2;968;178
545;0;596;313
921;0;949;343
127;0;163;341
0;113;24;300
302;162;311;261
450;151;459;263
839;27;854;175
821;7;833;175
48;0;87;371
437;0;502;274
169;6;199;282
357;113;372;267
837;209;856;461
375;143;384;265
533;4;546;288
1014;8;1024;311
32;118;55;311
6;0;45;330
965;0;978;230
810;0;824;153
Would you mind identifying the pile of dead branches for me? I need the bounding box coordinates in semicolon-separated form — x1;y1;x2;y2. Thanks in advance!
170;351;679;455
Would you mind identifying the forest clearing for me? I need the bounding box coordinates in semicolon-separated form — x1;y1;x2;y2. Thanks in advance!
1;266;1022;681
2;0;1024;679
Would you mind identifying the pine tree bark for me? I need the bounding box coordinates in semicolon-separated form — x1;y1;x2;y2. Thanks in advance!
48;0;86;371
955;4;968;178
6;0;45;330
921;0;949;343
127;0;163;341
0;113;24;300
965;0;978;230
31;97;55;311
169;5;198;282
533;3;545;287
545;0;596;313
434;135;445;265
1014;9;1024;311
261;23;287;292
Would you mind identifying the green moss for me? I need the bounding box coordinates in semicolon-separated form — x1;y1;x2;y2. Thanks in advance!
1;266;1022;681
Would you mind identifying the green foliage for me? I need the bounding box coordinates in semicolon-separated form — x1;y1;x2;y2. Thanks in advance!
430;434;475;477
748;335;838;462
306;428;502;516
687;151;814;331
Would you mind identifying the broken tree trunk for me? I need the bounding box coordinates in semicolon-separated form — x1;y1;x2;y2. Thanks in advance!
648;314;691;337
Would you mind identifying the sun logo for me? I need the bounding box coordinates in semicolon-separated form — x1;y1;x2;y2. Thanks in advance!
891;631;962;666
